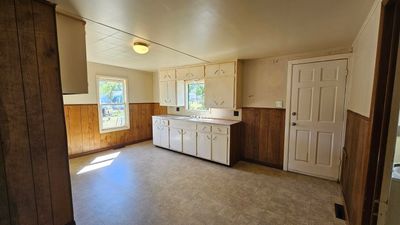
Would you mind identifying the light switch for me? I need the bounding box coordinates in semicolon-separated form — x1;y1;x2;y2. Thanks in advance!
275;100;283;108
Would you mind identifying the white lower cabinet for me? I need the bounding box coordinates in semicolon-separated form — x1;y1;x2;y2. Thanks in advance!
182;130;197;156
197;132;212;160
169;128;182;152
211;134;229;164
159;126;170;149
152;116;240;166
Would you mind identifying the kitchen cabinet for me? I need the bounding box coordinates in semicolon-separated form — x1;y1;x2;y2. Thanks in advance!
205;76;235;108
176;65;204;80
211;134;229;164
182;130;197;156
159;126;170;148
205;62;235;78
159;69;176;81
153;117;170;148
159;80;184;106
152;116;241;166
170;127;183;152
56;12;88;94
197;132;212;160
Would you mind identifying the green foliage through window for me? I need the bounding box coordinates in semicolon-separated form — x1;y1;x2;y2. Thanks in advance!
187;82;206;110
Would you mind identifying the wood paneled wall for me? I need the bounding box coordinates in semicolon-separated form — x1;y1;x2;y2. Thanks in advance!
241;108;286;169
64;103;167;156
341;110;371;225
0;0;74;224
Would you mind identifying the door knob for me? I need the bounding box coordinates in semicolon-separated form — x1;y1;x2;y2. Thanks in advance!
292;122;297;126
292;112;297;116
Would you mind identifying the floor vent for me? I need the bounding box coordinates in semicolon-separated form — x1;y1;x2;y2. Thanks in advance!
334;203;346;220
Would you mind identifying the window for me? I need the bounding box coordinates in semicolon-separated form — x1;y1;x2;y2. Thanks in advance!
186;80;207;111
97;76;129;133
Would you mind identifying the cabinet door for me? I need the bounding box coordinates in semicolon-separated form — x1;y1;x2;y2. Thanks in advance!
205;64;220;78
219;62;235;76
152;125;161;146
159;69;176;81
182;130;197;156
160;126;170;148
169;127;182;152
197;133;212;160
205;77;235;108
167;80;177;106
176;68;189;80
159;81;169;106
211;134;229;164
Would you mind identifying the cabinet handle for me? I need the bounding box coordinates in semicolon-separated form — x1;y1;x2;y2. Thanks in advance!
212;136;217;140
206;135;211;140
220;69;225;74
214;69;220;74
213;100;218;105
219;100;225;105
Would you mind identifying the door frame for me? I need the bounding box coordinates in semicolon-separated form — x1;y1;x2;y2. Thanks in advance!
283;53;352;176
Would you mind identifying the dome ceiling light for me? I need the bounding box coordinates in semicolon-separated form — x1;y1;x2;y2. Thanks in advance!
132;42;149;54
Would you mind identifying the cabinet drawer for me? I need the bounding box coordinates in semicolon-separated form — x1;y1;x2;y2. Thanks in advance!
197;124;211;133
212;125;229;134
159;69;176;81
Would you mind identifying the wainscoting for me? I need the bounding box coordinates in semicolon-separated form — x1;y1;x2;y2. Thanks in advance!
64;103;167;157
241;107;286;169
341;110;371;225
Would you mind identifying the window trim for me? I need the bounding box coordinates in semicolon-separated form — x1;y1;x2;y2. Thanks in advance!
96;75;130;134
185;79;208;112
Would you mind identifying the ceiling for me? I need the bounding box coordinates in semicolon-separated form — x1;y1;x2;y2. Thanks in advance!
53;0;375;71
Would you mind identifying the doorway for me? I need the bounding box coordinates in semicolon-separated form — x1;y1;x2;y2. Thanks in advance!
284;54;350;180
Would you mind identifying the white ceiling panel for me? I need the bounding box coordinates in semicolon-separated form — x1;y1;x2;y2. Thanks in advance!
53;0;375;71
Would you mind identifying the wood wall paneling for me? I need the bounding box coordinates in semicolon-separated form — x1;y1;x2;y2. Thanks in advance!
65;103;165;157
0;0;74;224
241;108;285;169
341;110;371;225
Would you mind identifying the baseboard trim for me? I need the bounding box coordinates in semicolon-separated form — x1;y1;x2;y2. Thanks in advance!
241;158;283;170
68;138;152;159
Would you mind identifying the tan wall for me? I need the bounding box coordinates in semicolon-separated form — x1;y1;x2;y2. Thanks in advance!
347;0;381;117
63;62;154;104
241;47;352;108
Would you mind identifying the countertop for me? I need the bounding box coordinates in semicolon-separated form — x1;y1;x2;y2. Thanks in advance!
153;115;241;126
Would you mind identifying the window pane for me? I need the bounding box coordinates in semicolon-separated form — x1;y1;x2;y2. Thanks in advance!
188;82;206;110
99;79;124;104
100;104;126;130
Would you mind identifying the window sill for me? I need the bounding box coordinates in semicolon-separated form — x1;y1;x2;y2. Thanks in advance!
99;126;130;134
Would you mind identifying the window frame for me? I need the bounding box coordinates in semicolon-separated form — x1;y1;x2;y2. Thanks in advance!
185;79;208;112
96;75;130;134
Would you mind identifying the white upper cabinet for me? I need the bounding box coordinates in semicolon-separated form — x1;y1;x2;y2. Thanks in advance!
56;13;88;94
205;76;235;108
159;60;241;109
205;62;235;78
159;79;184;107
176;65;204;80
159;69;176;81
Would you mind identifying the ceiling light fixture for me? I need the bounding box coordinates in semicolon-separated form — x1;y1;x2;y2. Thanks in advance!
132;42;149;54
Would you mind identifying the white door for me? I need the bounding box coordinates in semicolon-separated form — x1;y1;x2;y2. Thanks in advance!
211;134;229;164
197;133;212;160
159;126;170;149
182;130;197;156
205;77;235;108
169;128;182;152
288;59;347;180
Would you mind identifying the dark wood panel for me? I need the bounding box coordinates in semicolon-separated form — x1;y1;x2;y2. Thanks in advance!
153;103;168;115
341;110;371;225
241;108;285;169
32;1;74;224
0;0;39;224
65;103;162;157
15;0;53;224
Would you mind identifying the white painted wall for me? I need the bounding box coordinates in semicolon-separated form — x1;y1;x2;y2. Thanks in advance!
347;0;381;117
241;47;352;108
63;62;154;104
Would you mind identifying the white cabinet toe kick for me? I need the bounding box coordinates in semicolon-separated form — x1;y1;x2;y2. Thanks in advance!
152;116;241;166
